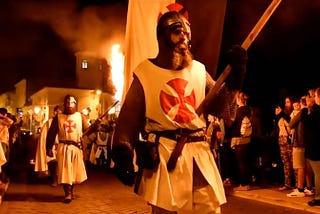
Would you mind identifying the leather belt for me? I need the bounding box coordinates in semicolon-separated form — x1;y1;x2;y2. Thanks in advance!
162;135;206;142
152;128;206;142
59;140;82;149
150;129;206;172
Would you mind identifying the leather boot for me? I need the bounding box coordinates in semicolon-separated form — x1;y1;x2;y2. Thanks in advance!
48;161;58;187
71;185;75;200
51;175;58;187
63;184;72;203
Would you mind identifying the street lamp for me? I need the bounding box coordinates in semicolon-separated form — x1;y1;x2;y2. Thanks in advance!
27;109;33;134
96;90;102;95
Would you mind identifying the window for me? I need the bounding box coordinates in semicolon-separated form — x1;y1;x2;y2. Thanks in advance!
82;59;88;69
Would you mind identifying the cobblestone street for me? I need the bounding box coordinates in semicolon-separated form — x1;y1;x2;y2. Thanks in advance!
0;166;150;214
1;164;320;214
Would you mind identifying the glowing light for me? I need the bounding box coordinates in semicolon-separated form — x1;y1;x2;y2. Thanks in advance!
110;44;124;102
82;107;91;116
34;106;41;114
96;89;102;95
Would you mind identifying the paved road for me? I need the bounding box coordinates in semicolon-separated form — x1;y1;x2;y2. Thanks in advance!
222;195;316;214
0;165;150;214
0;165;318;214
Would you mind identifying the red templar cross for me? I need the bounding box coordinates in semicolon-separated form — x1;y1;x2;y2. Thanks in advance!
64;120;76;133
160;78;196;123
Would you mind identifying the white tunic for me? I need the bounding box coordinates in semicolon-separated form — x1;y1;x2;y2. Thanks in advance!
134;60;226;211
56;112;87;185
34;119;58;174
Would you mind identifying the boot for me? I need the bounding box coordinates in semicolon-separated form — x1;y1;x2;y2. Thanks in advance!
48;161;58;187
71;185;75;200
63;184;72;203
51;175;58;187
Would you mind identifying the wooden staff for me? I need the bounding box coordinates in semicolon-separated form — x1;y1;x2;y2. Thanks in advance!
196;0;282;115
82;100;119;137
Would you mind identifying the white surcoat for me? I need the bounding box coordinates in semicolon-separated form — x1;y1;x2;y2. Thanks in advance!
34;118;59;174
56;112;87;184
134;60;226;211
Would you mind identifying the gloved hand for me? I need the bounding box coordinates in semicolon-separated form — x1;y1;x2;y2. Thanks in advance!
46;149;54;157
113;146;135;186
225;45;248;90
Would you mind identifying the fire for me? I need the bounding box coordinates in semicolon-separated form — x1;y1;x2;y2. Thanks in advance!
110;44;124;102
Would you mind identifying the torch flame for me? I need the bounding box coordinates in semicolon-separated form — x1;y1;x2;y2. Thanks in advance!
110;44;124;102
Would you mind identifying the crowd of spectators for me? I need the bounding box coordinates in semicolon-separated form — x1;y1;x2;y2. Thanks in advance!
1;86;320;207
206;86;320;207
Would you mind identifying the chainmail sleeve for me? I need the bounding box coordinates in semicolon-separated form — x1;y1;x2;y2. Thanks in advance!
204;72;237;121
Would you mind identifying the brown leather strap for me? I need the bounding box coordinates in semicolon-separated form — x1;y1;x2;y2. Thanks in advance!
167;136;187;172
59;140;82;149
145;130;206;172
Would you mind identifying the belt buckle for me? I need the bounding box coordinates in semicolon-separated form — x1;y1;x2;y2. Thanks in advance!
175;128;184;141
175;134;187;142
175;133;181;142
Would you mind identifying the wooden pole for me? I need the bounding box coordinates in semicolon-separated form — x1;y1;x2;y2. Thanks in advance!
82;100;119;137
196;0;282;115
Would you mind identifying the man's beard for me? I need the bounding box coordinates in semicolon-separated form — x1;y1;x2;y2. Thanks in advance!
64;107;77;115
171;41;193;70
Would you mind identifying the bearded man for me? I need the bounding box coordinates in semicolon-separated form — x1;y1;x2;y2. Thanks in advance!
46;94;88;203
113;5;248;214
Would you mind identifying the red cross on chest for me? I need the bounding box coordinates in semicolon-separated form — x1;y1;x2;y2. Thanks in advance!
63;119;76;133
160;78;196;123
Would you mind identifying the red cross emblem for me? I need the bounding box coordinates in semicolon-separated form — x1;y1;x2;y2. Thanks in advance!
63;120;76;133
160;78;196;123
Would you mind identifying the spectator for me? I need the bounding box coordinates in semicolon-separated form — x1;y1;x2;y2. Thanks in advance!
274;102;294;191
0;107;13;187
284;96;293;116
286;96;314;197
0;136;6;192
231;92;253;191
301;87;320;206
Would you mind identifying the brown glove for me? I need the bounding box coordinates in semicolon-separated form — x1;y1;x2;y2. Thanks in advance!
225;45;248;90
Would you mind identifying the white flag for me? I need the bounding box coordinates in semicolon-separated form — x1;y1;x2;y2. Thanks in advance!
122;0;227;102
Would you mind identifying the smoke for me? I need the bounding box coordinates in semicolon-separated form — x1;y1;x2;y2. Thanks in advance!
4;0;127;58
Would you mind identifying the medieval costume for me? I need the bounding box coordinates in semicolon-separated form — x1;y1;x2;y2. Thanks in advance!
113;6;247;213
34;106;61;187
46;95;88;203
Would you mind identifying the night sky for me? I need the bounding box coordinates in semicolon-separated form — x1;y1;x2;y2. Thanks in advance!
1;0;320;131
221;0;320;104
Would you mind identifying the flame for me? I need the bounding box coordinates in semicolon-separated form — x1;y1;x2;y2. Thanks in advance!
110;44;124;102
